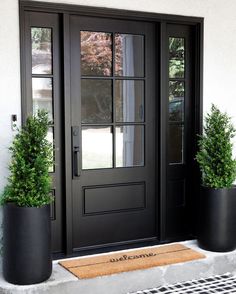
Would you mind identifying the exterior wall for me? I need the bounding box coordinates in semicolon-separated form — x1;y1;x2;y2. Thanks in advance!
0;0;236;253
0;0;21;191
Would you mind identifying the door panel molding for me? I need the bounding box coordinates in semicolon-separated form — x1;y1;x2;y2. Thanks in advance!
83;182;146;215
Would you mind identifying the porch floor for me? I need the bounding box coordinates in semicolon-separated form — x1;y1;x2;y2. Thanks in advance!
1;240;236;294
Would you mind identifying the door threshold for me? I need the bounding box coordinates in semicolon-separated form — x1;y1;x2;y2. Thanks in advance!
53;235;193;260
53;237;160;260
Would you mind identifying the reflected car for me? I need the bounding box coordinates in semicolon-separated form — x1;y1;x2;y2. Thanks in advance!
169;97;184;121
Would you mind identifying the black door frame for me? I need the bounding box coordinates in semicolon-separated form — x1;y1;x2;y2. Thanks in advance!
19;0;203;257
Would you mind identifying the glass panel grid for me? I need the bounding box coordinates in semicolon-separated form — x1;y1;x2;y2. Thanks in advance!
32;77;53;122
81;31;146;170
115;80;144;123
50;189;56;220
116;125;144;167
169;81;185;122
31;27;52;75
31;27;55;174
81;31;112;76
169;37;185;78
81;79;112;123
115;34;144;77
168;37;185;164
47;127;54;173
82;126;113;170
168;123;184;164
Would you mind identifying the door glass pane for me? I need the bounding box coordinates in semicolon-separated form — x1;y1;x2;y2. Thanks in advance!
116;125;144;167
115;34;144;77
169;81;184;122
31;28;52;74
115;80;144;122
169;37;185;78
50;190;56;220
169;124;183;163
82;127;113;169
81;79;112;123
32;77;53;122
47;127;54;172
81;31;112;76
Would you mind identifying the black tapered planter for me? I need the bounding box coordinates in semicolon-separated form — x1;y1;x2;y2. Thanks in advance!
198;186;236;252
3;203;52;285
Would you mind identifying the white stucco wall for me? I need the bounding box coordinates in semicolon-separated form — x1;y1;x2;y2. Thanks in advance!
0;0;21;190
2;0;236;192
1;0;236;217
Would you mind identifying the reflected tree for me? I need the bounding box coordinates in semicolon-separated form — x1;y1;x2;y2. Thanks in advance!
80;32;123;123
169;37;185;78
81;31;112;76
31;28;51;50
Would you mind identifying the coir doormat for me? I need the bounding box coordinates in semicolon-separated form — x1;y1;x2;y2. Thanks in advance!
59;244;205;279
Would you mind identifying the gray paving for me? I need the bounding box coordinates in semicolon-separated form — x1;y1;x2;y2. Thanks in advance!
129;273;236;293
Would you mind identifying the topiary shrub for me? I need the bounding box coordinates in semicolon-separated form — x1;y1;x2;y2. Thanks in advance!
196;104;236;188
1;110;54;207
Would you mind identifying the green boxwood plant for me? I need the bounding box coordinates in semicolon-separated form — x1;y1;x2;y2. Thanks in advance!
196;104;236;188
1;110;54;207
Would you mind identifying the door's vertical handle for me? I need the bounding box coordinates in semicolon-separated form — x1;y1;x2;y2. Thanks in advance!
74;146;80;177
72;126;80;178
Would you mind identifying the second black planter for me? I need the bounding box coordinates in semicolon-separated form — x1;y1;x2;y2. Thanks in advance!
3;203;52;285
198;186;236;252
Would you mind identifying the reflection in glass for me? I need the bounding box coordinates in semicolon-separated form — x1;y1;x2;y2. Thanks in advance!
115;34;144;77
116;125;144;167
31;28;52;74
82;127;113;169
169;37;185;78
50;190;56;220
169;124;183;163
47;127;54;172
169;81;184;121
81;79;112;123
32;78;53;121
115;80;144;122
81;31;112;76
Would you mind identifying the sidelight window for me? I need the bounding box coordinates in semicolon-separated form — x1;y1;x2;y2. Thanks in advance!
31;27;54;172
168;37;185;164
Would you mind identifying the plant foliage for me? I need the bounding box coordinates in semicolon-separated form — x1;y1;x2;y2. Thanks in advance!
196;104;236;188
1;110;54;207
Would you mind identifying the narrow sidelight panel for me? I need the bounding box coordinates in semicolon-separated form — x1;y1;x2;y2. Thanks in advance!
168;37;185;164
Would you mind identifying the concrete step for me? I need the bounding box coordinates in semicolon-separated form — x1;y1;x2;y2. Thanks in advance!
1;240;236;294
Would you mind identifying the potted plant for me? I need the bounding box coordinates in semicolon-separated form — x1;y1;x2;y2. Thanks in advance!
1;110;54;285
196;104;236;252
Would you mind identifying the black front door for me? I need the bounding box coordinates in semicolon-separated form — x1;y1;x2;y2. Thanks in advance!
20;3;202;256
69;16;157;251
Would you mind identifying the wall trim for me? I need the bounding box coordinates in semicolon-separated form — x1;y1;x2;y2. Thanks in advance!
20;0;204;25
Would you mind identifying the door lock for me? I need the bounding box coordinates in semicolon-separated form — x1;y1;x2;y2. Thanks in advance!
72;126;80;177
